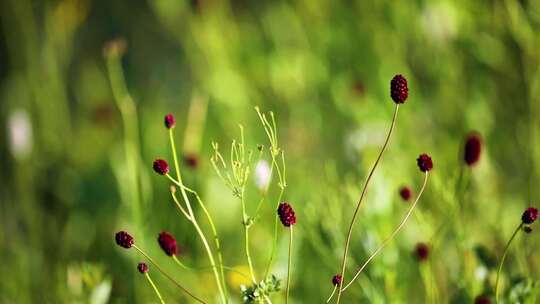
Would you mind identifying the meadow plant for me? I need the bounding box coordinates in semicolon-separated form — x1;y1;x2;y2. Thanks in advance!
109;70;538;304
113;107;294;303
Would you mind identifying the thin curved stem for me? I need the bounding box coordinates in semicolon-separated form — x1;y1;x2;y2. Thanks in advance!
495;222;523;303
326;286;337;303
342;172;429;291
173;255;191;270
145;273;165;304
263;187;285;279
335;104;399;303
168;130;228;304
182;185;228;299
286;226;293;304
132;245;207;304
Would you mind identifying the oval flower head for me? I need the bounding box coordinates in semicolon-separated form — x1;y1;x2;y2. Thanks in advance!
164;114;176;129
137;262;149;274
416;153;433;172
522;207;538;224
158;231;178;256
153;159;170;175
332;274;342;286
277;202;296;227
390;74;409;104
464;133;482;166
115;231;134;249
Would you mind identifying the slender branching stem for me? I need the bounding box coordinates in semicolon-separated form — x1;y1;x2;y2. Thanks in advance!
286;226;293;304
132;245;207;304
168;129;228;303
343;172;429;291
180;184;228;299
495;222;523;303
144;273;165;304
335;104;399;304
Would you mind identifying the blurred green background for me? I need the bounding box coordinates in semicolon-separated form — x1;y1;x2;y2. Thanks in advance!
2;0;540;303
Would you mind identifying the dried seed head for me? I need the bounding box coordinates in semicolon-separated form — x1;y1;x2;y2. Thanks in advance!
115;231;134;249
390;74;408;104
277;202;296;227
153;159;170;175
399;186;412;201
522;207;538;224
137;262;148;274
332;274;342;286
158;231;178;256
415;243;429;261
464;133;482;166
417;153;433;172
164;114;176;129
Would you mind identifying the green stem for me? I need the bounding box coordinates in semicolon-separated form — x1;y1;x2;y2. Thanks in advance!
286;226;293;304
341;172;429;292
241;190;257;283
264;187;285;279
168;129;228;304
132;245;206;304
173;255;191;270
495;222;523;303
145;273;165;304
335;104;399;304
181;184;228;299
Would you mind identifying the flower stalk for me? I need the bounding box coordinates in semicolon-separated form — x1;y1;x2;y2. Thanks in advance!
335;103;400;303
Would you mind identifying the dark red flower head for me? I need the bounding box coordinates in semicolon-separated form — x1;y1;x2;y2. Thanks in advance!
399;186;412;201
415;243;429;261
137;262;149;274
158;231;178;256
417;154;433;172
474;295;491;304
522;207;538;224
115;231;134;249
153;159;169;175
390;74;408;104
464;133;482;166
278;202;296;227
164;114;176;129
332;274;342;286
184;153;199;169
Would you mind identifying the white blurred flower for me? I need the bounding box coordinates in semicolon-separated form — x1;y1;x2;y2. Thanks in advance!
254;160;271;191
475;266;488;281
8;109;33;159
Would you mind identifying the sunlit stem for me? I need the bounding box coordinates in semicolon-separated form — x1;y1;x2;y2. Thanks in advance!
173;255;191;270
335;104;399;304
343;172;429;291
168;129;228;304
495;222;523;303
264;187;285;279
285;226;293;304
144;273;165;304
132;245;207;304
241;190;258;284
182;185;228;294
326;286;337;303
